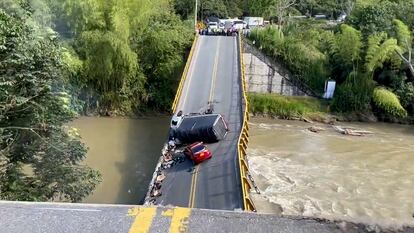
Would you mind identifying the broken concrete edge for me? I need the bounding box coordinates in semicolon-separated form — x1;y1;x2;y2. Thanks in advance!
143;152;164;205
0;201;412;232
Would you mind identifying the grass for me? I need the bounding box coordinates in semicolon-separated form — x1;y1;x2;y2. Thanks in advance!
248;93;329;120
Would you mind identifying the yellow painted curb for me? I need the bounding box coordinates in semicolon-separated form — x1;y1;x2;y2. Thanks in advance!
237;35;256;212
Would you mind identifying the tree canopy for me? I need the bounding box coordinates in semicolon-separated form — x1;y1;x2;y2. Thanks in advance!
0;1;101;202
248;0;414;119
45;0;194;114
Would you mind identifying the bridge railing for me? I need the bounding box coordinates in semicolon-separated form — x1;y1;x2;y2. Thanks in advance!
171;34;199;113
237;34;256;212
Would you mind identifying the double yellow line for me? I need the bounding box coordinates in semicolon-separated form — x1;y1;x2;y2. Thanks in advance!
128;207;191;233
188;37;221;208
188;165;199;207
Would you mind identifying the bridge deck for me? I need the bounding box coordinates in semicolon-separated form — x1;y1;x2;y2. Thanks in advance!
156;36;243;210
0;201;373;233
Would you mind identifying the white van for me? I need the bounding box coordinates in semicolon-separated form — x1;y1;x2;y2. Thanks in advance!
208;22;218;29
233;20;246;31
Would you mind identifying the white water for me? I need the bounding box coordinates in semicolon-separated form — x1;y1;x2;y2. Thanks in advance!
248;118;414;229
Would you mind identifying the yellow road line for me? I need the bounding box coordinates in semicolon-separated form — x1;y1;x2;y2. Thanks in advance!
162;207;192;233
187;167;196;207
128;207;157;233
188;37;221;209
190;166;200;208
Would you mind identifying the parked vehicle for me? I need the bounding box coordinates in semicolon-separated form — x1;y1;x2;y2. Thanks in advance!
223;20;234;35
208;22;219;35
175;114;229;143
184;142;212;164
314;14;327;20
337;13;347;22
243;17;264;28
218;22;225;31
233;20;246;31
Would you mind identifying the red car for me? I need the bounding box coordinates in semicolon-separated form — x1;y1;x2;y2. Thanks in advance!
184;142;212;164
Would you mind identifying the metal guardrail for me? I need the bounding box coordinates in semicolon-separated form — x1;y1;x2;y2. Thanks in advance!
171;34;199;113
237;34;256;212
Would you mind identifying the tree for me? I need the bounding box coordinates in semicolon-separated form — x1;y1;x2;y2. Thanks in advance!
224;0;244;18
396;82;414;114
200;0;228;18
247;0;297;24
328;24;362;82
365;33;400;74
339;0;356;16
349;1;397;36
393;19;414;76
0;2;101;202
247;0;276;17
174;0;243;19
273;0;297;24
295;0;355;18
53;0;193;113
174;0;195;20
137;11;193;109
364;20;413;77
393;0;414;28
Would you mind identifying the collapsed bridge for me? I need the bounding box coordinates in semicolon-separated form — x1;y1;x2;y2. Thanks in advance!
147;34;255;211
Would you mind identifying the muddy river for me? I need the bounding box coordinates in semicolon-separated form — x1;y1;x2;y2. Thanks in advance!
248;118;414;229
70;116;169;205
70;115;413;228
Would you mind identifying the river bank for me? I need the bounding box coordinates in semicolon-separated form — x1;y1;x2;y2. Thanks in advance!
247;117;414;231
248;93;414;125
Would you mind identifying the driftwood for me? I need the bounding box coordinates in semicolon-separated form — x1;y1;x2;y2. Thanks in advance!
332;126;373;136
302;117;314;124
308;126;325;133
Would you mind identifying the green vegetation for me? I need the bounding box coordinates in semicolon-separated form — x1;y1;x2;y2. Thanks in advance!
247;0;414;121
373;88;407;118
0;0;194;202
0;2;100;202
174;0;245;19
248;93;328;120
48;0;194;114
249;26;327;93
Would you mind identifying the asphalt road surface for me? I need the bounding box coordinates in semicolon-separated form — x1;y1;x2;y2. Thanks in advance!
0;202;380;233
157;35;243;210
